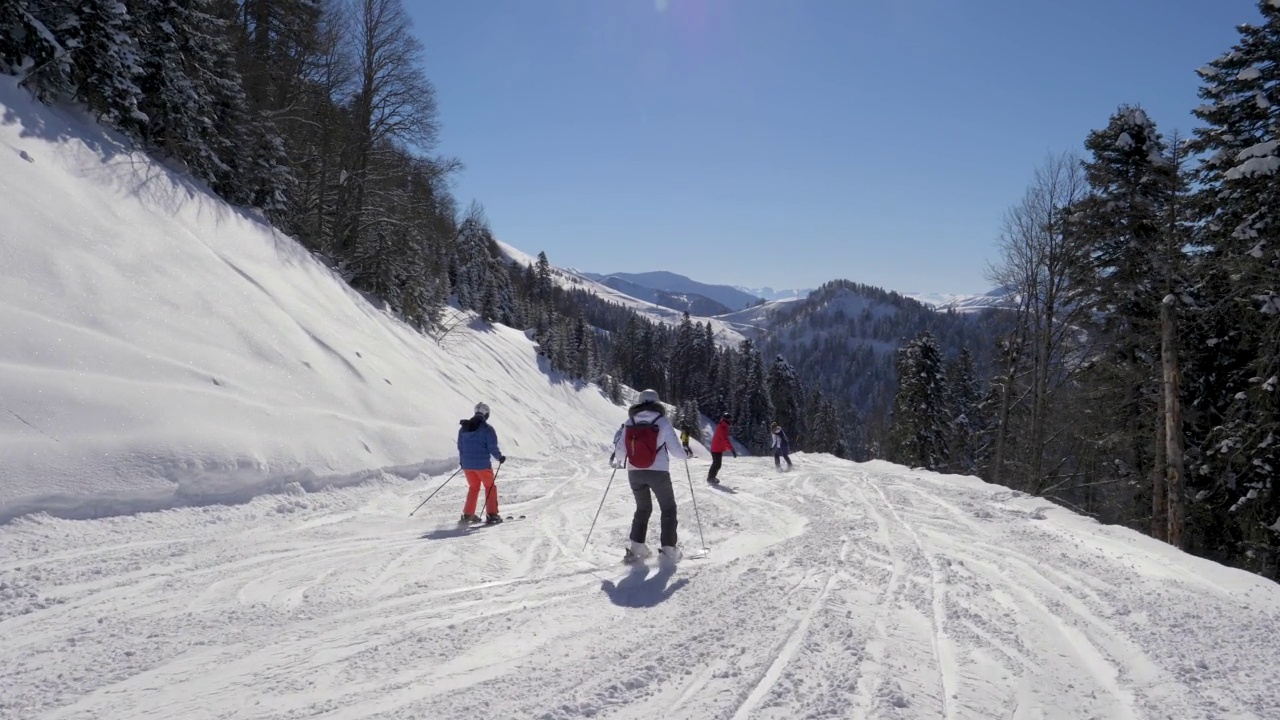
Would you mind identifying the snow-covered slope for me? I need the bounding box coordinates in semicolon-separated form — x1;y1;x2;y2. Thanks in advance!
0;77;621;519
582;270;763;312
501;243;749;346
906;288;1015;313
4;456;1278;718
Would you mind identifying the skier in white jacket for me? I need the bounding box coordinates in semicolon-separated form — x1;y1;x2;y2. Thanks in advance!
611;389;686;563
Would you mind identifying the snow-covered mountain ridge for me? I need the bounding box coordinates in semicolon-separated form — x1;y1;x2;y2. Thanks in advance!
577;269;1011;318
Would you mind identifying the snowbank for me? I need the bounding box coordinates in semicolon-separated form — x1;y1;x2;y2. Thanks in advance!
0;77;623;520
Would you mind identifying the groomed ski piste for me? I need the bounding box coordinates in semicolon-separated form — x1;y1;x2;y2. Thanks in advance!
3;78;1280;719
6;458;1280;719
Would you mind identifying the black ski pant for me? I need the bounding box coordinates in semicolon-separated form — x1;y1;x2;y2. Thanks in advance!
628;469;678;548
707;452;724;482
774;449;792;469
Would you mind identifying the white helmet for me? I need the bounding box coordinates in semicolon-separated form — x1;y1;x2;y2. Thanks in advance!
474;402;490;417
638;389;660;405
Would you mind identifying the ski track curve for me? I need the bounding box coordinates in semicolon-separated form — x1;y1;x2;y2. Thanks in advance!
2;456;1279;719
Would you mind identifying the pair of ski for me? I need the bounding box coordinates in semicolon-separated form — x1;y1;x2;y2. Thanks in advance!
462;514;526;529
621;548;710;565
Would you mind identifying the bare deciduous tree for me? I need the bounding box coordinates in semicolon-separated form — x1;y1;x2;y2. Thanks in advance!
985;153;1090;495
335;0;438;253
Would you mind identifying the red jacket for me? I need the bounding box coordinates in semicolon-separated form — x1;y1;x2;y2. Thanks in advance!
710;420;734;453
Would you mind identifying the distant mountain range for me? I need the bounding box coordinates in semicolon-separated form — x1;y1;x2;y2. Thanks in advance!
580;271;763;313
582;269;1011;317
591;275;734;316
904;288;1016;313
733;286;814;302
552;264;1014;445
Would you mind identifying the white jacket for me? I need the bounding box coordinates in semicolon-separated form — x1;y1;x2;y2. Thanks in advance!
612;410;686;473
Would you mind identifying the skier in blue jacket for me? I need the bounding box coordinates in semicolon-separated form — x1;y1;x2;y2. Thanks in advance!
458;402;506;524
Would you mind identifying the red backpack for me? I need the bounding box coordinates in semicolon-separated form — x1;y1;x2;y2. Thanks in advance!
624;418;663;468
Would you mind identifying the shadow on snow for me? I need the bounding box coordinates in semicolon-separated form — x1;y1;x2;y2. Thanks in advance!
600;564;688;608
419;525;473;541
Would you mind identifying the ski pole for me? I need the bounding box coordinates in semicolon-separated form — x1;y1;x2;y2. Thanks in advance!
684;459;708;552
409;467;461;516
483;460;504;516
583;467;618;551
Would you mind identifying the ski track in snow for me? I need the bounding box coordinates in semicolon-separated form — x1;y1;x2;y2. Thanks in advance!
2;456;1279;719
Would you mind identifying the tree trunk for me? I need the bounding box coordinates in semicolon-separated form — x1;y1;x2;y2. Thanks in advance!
1162;298;1186;548
1151;374;1168;541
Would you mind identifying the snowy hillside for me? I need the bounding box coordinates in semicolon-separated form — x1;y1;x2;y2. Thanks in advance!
4;75;1280;720
735;285;814;302
582;270;763;312
501;244;749;346
906;288;1015;313
0;77;621;519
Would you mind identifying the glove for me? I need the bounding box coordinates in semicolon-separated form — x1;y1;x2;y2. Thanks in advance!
609;453;626;469
498;455;506;463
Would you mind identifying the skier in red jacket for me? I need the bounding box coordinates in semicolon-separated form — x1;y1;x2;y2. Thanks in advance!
706;414;736;484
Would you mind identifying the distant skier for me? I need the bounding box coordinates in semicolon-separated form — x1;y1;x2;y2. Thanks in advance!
680;428;693;457
457;402;506;524
706;414;736;485
771;423;793;471
612;389;687;563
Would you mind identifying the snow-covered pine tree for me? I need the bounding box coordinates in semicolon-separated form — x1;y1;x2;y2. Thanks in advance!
533;251;554;302
712;346;736;419
451;201;518;326
694;321;719;414
676;400;700;438
1066;105;1178;526
668;313;699;403
450;210;487;312
768;354;804;446
734;339;774;453
233;0;322;115
805;388;843;456
3;0;73;95
569;315;593;378
481;252;520;326
888;332;950;470
55;0;146;133
127;0;242;186
1186;0;1280;567
944;347;982;475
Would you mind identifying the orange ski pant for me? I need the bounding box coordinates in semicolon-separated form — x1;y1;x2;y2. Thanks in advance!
462;469;498;516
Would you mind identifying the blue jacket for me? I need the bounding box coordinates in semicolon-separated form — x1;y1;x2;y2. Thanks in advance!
458;415;503;470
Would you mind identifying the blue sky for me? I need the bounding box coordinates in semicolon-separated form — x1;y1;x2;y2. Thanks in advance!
405;0;1256;295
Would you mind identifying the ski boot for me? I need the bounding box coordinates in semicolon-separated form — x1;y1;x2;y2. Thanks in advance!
485;513;504;525
459;513;482;525
658;545;683;564
623;541;652;564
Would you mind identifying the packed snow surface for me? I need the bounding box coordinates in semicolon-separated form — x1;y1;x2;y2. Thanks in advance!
4;458;1279;719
